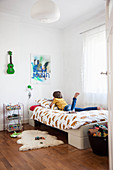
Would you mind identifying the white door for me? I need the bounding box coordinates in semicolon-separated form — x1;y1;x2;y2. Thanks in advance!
106;0;113;170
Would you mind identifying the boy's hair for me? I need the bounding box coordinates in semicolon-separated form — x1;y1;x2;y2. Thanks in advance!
53;91;62;98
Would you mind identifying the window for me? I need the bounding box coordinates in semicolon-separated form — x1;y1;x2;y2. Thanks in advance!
82;26;107;107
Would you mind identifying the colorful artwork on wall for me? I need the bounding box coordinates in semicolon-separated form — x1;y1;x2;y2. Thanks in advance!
30;54;51;84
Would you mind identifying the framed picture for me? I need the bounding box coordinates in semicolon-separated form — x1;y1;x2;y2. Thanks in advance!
30;54;51;84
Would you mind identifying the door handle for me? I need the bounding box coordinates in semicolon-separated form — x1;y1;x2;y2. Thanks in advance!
100;71;108;75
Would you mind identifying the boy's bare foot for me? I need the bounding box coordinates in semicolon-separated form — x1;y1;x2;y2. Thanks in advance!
97;107;101;110
97;107;105;110
74;92;80;98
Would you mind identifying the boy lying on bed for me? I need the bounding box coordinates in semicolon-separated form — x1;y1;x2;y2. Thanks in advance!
50;91;101;112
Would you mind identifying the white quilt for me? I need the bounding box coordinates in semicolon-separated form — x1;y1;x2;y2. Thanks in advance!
31;106;108;130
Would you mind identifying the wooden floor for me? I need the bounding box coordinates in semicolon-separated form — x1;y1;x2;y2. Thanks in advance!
0;124;109;170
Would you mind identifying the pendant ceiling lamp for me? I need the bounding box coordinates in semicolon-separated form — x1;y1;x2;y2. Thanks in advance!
31;0;60;23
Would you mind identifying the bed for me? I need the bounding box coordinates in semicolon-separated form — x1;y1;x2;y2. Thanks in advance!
28;100;108;149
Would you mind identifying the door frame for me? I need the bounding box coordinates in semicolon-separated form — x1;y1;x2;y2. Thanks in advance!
106;0;113;169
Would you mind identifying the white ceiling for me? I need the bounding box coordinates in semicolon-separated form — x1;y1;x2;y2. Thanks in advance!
0;0;105;29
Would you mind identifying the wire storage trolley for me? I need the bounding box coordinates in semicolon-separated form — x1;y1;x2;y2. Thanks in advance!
3;103;24;132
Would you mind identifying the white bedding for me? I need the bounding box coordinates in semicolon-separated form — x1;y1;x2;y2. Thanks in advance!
31;106;108;130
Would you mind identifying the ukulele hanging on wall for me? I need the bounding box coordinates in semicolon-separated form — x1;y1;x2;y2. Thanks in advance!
7;51;15;74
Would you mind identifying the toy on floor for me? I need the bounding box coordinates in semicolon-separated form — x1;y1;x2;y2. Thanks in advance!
35;136;45;140
10;131;22;138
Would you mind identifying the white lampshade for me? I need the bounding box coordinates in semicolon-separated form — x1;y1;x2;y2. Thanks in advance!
31;0;60;23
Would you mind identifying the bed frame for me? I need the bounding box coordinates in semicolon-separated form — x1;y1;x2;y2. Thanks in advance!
28;110;106;149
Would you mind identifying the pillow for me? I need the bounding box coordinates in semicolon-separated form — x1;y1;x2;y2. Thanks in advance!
36;99;58;110
36;99;52;108
30;105;41;111
51;104;58;110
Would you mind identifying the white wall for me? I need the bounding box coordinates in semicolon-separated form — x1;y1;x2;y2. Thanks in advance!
0;12;64;130
62;14;105;106
0;11;105;131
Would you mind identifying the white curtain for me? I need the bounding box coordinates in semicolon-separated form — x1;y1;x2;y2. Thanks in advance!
82;26;107;108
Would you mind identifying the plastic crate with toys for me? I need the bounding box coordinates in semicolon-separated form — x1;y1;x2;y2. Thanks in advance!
88;124;108;156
